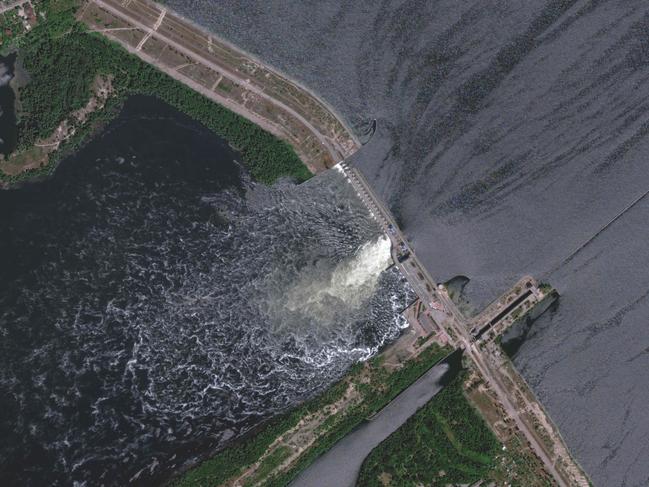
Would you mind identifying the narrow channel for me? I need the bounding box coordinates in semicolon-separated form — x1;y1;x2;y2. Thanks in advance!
0;52;18;157
290;349;463;487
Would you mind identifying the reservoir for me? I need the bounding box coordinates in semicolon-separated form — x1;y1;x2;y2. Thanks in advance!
162;2;649;485
0;96;411;485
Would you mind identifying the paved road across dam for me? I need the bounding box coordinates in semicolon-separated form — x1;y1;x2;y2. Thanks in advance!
290;351;461;487
337;162;588;486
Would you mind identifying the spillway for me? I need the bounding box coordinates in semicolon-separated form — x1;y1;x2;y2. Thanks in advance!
160;3;649;484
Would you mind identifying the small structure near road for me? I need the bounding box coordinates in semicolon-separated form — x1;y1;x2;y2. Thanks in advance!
468;276;553;342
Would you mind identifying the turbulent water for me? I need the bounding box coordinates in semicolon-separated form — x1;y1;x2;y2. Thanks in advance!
0;96;411;485
162;2;649;485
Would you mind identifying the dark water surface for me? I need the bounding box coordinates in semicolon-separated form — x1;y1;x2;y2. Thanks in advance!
0;96;411;485
0;52;18;157
162;2;649;485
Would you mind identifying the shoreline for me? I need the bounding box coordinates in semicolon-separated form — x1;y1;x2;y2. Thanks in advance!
0;1;314;187
155;0;361;151
170;340;455;487
80;0;360;172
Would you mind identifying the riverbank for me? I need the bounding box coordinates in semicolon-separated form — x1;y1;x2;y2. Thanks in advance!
171;342;453;487
80;0;359;172
0;0;310;186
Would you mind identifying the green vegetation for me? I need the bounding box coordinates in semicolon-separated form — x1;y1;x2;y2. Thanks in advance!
0;9;27;47
357;373;500;487
247;446;291;486
539;282;553;293
173;376;350;487
17;12;99;149
498;435;555;487
173;344;451;487
357;372;556;487
1;0;310;185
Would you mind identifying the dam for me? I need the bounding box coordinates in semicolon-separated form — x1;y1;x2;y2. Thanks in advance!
0;96;411;485
161;2;649;484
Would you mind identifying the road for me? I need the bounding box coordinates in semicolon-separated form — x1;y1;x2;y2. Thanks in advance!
89;0;355;163
0;0;29;15
337;162;571;487
135;6;165;51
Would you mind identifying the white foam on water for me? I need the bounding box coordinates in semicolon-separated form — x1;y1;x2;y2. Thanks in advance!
0;144;411;485
283;235;392;317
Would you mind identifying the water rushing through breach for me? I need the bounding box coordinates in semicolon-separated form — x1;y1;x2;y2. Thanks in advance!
159;3;649;483
0;96;411;486
279;235;392;324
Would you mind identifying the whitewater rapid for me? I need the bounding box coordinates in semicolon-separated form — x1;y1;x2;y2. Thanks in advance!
0;97;412;485
278;235;392;321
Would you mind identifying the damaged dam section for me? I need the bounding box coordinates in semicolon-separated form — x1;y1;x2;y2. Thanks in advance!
162;1;649;484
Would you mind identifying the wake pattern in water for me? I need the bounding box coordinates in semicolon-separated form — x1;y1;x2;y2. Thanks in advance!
0;97;411;486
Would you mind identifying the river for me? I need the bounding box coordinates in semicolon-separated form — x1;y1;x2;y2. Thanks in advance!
290;350;462;487
161;2;649;485
0;95;412;485
0;52;17;157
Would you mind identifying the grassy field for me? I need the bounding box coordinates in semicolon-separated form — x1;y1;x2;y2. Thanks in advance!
173;344;452;487
357;371;556;487
1;0;310;185
357;372;500;487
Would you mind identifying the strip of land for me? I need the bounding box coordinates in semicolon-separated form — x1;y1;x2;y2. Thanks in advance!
79;0;359;173
339;161;591;487
173;343;457;487
1;1;315;186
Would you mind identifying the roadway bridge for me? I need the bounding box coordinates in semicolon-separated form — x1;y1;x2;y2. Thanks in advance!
335;161;590;487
